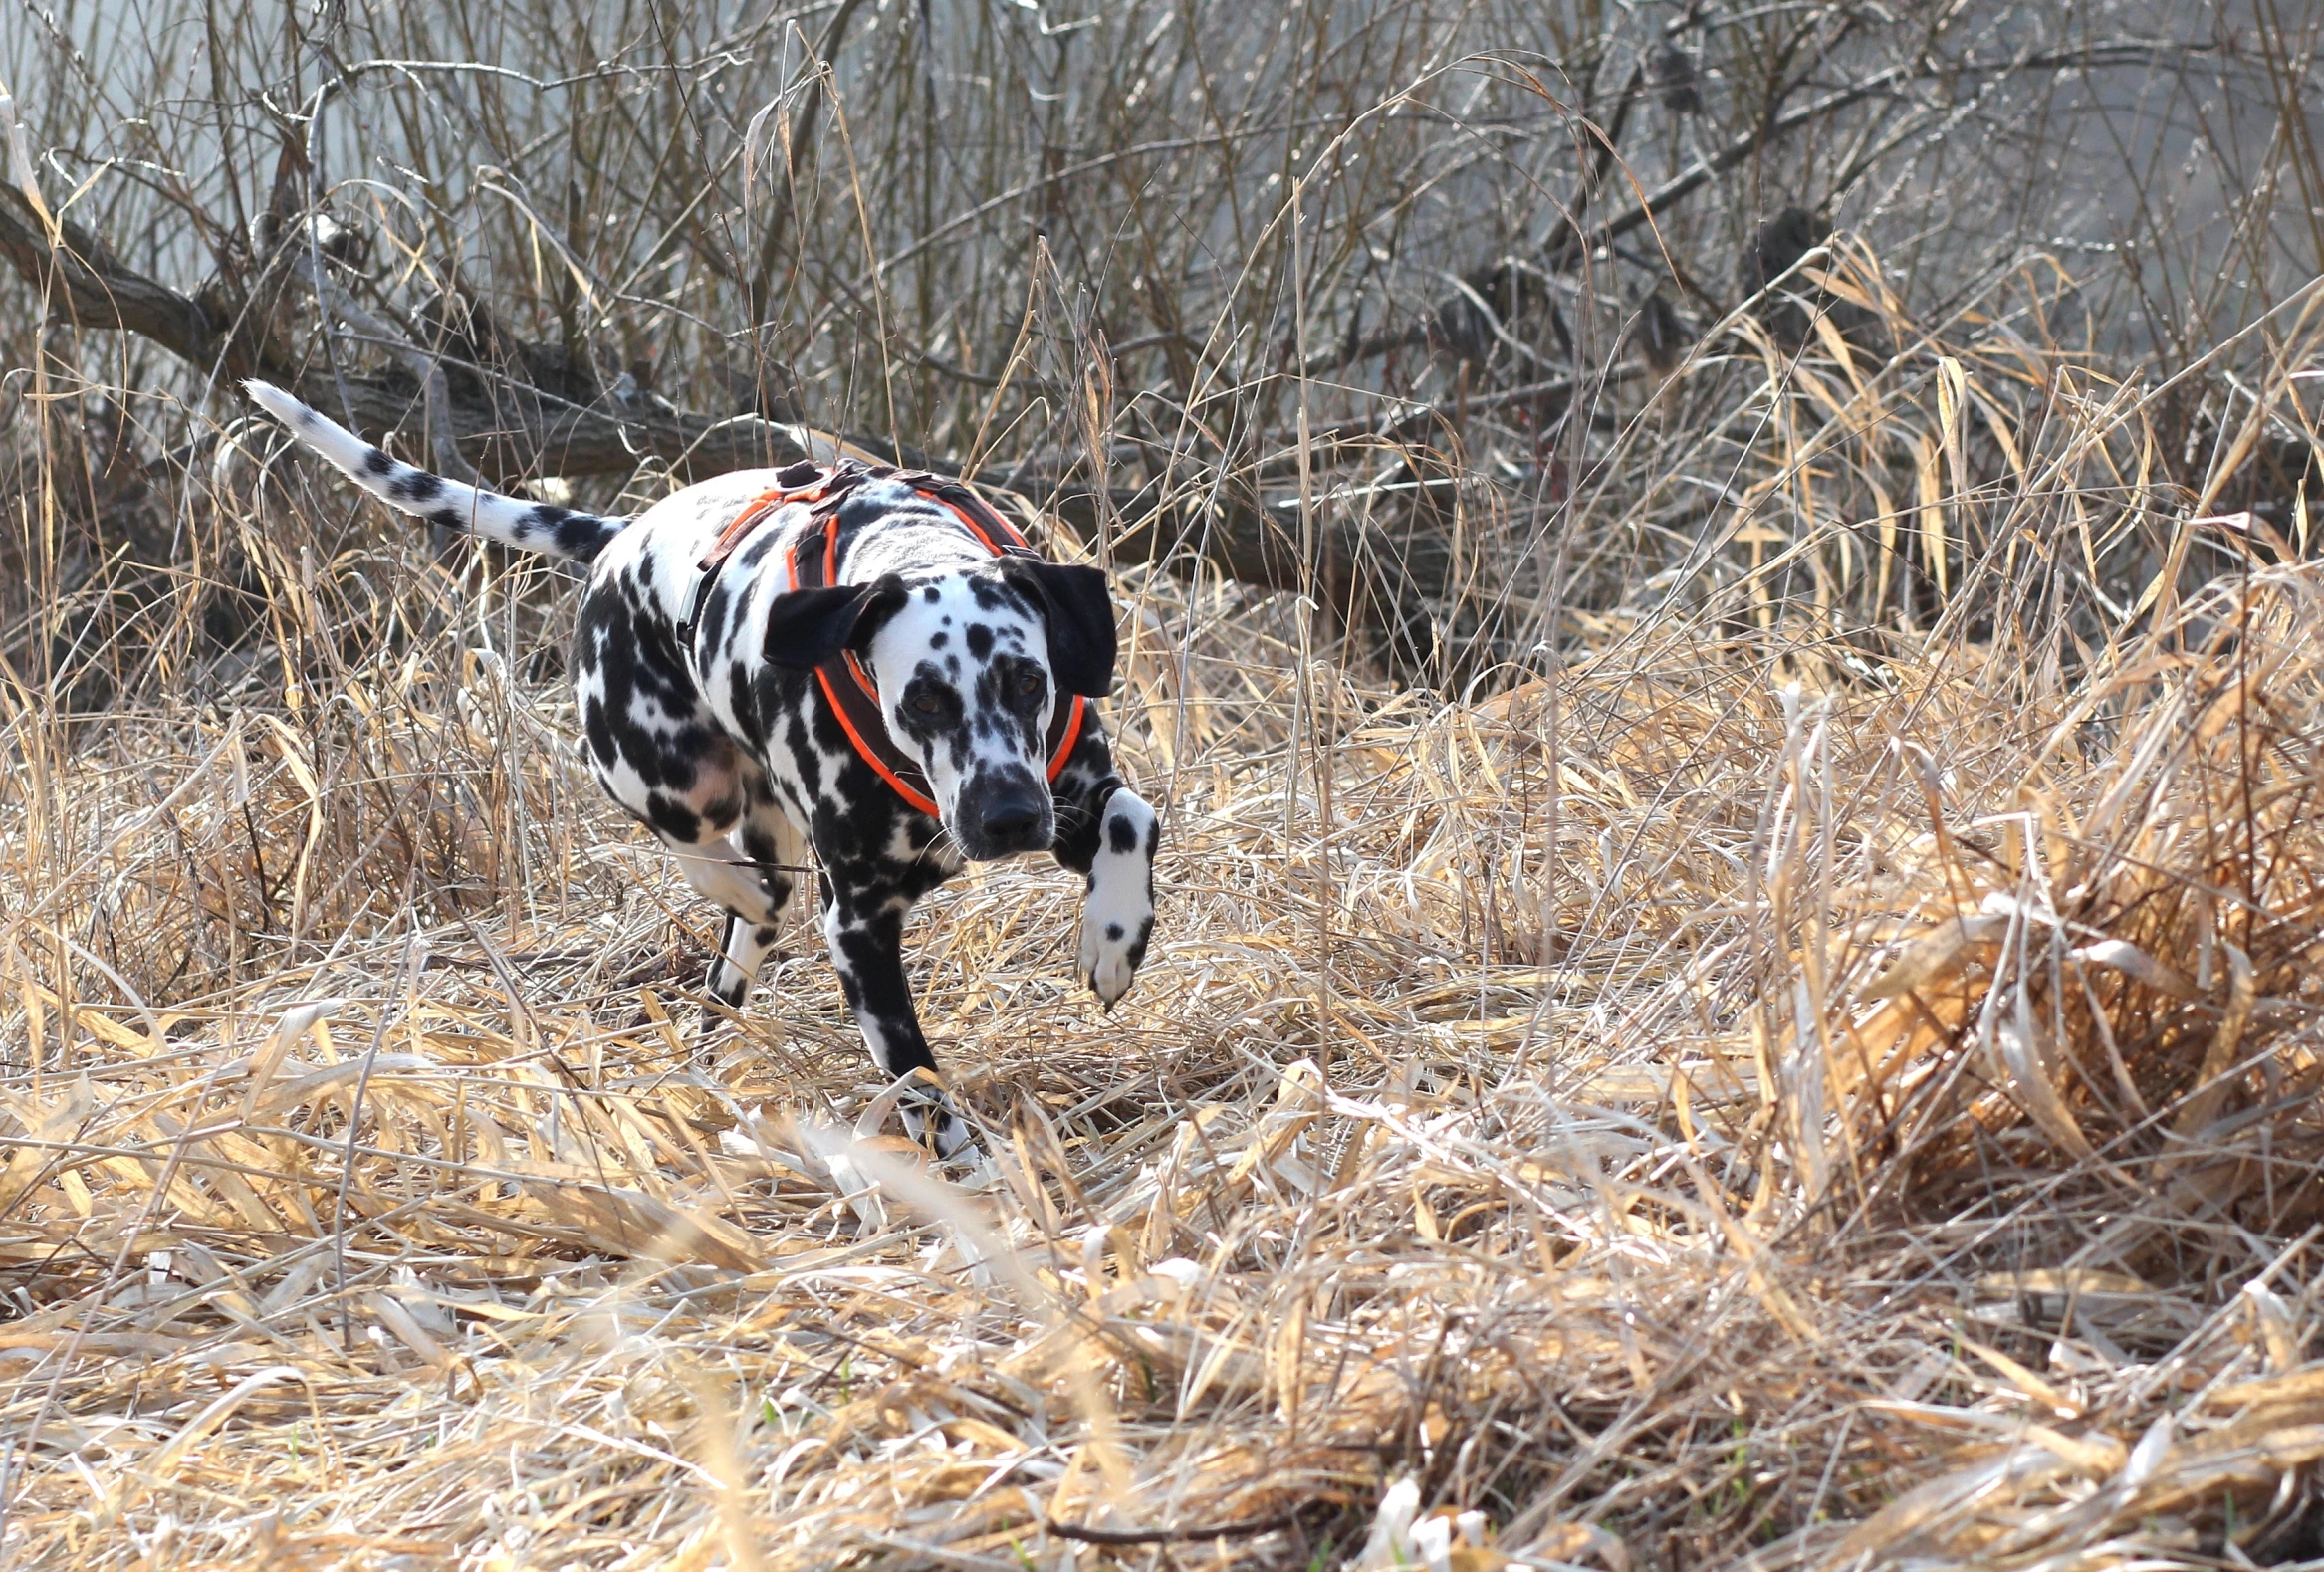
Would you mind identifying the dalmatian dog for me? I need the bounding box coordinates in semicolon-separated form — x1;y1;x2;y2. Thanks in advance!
245;381;1159;1155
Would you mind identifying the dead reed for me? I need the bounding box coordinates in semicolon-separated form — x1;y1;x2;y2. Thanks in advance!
10;318;2324;1564
7;0;2324;1565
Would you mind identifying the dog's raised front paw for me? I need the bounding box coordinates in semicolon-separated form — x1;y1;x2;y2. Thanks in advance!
1077;789;1157;1010
1077;918;1144;1008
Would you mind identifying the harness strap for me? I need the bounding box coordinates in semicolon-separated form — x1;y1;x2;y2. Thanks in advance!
674;459;834;653
681;459;1089;817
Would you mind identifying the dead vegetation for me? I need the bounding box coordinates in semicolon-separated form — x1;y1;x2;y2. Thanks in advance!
6;0;2324;1567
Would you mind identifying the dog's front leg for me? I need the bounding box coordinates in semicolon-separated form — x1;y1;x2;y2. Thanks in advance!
817;863;970;1155
1050;731;1159;1009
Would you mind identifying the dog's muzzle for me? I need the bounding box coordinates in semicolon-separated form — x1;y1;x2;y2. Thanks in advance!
954;770;1054;859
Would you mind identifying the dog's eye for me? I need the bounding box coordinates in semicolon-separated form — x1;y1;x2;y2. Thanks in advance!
909;691;943;717
1016;670;1044;697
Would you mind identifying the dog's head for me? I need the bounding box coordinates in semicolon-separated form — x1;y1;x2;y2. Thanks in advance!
762;556;1116;859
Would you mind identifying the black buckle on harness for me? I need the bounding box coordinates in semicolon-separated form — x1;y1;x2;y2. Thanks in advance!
675;570;717;660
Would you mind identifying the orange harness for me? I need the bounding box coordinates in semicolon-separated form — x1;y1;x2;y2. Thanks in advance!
679;461;1087;817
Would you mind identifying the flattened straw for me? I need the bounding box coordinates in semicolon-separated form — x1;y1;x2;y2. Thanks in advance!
333;923;425;1350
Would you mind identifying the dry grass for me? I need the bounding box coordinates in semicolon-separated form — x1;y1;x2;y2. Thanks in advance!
8;1;2324;1565
12;311;2324;1566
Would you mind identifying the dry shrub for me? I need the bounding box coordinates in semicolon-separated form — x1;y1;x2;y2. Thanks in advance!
1840;568;2324;1235
13;284;2324;1570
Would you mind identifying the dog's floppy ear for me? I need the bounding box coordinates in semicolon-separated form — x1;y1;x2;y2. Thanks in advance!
762;573;910;668
1003;559;1117;698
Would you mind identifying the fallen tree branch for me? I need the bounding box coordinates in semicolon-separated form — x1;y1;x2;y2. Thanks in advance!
0;166;1449;654
0;184;253;377
296;257;480;487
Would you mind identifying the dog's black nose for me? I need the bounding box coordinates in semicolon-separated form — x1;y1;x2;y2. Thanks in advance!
961;776;1052;857
980;796;1045;850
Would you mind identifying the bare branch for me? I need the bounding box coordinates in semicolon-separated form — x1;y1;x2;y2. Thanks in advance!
0;185;250;377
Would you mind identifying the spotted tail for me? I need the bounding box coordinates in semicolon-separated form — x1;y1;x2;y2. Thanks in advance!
243;380;630;562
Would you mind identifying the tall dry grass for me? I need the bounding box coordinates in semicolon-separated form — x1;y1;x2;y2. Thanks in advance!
6;0;2324;1567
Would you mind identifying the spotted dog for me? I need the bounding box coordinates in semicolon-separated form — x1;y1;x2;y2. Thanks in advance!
245;381;1159;1153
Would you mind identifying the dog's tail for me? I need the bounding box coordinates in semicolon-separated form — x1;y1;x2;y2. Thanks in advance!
243;380;629;563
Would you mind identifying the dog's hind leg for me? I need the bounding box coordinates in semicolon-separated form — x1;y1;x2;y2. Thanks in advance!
659;819;792;1041
618;738;766;923
707;779;808;1009
655;823;782;982
572;611;798;1017
592;744;786;1013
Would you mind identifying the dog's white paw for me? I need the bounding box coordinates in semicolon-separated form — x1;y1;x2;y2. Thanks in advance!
900;1085;979;1161
1078;917;1141;1007
1078;789;1157;1010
